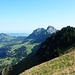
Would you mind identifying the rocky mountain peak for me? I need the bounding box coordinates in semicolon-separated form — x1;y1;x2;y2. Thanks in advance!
46;26;57;34
33;28;45;34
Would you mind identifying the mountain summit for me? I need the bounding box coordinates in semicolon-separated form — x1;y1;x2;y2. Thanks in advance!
32;28;45;35
26;26;57;43
27;28;45;39
47;26;57;34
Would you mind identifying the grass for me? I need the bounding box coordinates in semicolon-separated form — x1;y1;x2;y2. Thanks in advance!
9;42;39;55
0;58;13;69
20;48;75;75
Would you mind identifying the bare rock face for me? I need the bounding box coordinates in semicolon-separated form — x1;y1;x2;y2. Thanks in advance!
47;26;57;34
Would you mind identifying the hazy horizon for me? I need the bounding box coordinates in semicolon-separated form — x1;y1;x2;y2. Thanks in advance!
0;0;75;34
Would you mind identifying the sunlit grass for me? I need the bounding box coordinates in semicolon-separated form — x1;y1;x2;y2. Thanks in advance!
20;48;75;75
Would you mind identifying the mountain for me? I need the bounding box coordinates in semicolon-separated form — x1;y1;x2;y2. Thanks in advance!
27;28;45;39
25;26;57;43
46;26;57;34
2;26;75;75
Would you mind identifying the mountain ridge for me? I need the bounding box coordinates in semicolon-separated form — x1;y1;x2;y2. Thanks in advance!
26;26;57;43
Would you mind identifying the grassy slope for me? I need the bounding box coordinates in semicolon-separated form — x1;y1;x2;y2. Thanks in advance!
20;48;75;75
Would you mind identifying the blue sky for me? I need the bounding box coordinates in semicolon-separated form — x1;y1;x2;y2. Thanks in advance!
0;0;75;33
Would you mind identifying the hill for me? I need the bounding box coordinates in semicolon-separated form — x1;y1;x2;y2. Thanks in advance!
0;33;15;42
20;47;75;75
1;26;75;75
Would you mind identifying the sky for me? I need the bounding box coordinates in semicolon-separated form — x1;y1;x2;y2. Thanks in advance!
0;0;75;34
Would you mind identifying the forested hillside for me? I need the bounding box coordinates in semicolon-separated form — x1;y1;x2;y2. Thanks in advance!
37;26;75;61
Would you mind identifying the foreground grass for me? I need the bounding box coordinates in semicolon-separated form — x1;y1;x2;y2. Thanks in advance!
20;48;75;75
